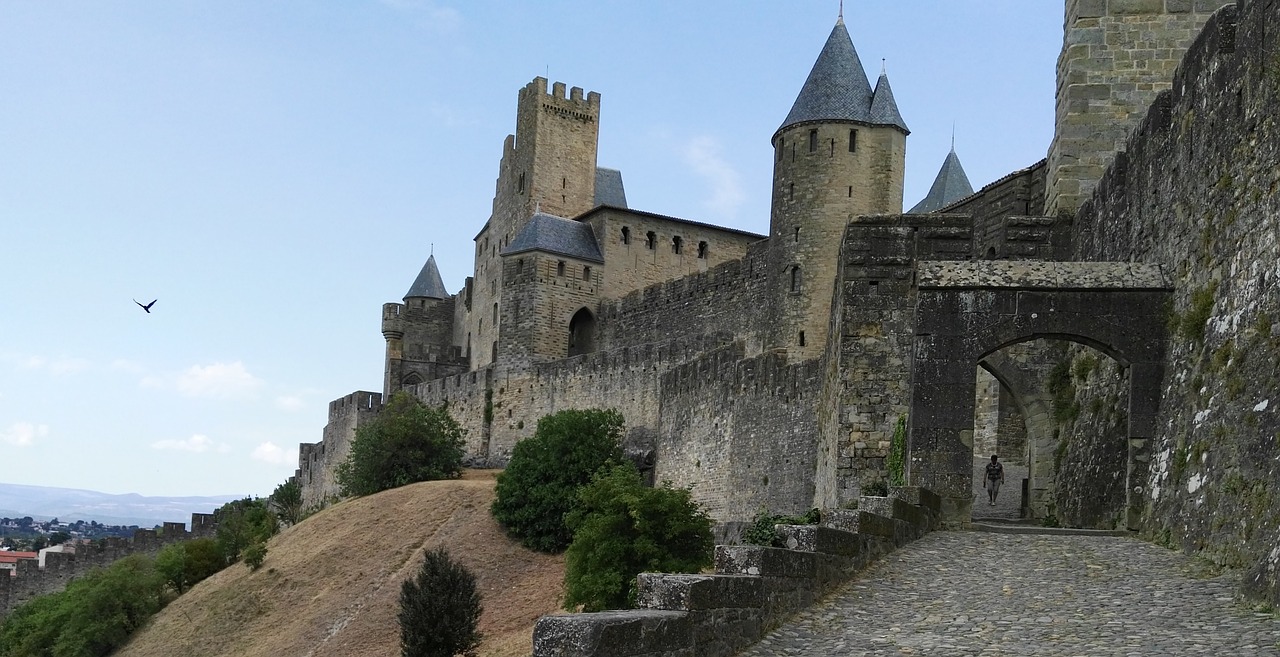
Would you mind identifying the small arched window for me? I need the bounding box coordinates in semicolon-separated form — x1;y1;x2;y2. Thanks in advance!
492;302;498;323
621;227;631;245
790;266;802;293
808;129;818;152
646;231;656;250
582;266;591;281
517;258;524;273
557;261;566;276
697;241;708;259
672;236;683;254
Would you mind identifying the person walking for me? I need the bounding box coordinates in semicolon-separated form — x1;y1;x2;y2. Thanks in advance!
983;454;1005;506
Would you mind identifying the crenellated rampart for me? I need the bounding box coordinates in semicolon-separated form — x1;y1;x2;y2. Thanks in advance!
0;513;219;618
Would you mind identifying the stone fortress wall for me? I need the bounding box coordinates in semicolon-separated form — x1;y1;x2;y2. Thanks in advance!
1061;0;1280;604
0;513;218;619
297;0;1280;610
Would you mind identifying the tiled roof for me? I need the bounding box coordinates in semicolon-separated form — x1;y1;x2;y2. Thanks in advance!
501;212;604;263
869;72;909;134
778;19;874;133
909;150;975;214
404;254;450;300
594;168;628;209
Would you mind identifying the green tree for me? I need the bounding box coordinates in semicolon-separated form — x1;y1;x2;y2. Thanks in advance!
563;463;714;612
270;478;304;525
155;538;225;593
491;409;625;552
399;548;482;657
336;392;466;497
214;498;278;567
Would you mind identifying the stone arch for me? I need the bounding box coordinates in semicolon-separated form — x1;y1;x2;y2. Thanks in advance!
402;372;424;387
977;350;1057;519
907;261;1171;525
568;307;597;357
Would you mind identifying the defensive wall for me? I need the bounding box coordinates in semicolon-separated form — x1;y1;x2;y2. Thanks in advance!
1062;0;1280;604
298;391;384;509
0;513;217;618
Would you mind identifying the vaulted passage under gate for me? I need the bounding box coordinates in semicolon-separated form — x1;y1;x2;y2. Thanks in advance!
907;261;1172;524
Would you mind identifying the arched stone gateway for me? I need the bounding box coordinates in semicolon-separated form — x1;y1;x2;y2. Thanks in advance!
907;261;1172;525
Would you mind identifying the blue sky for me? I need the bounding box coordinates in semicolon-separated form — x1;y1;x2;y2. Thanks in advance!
0;2;1062;498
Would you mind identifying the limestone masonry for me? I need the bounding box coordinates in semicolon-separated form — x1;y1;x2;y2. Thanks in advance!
300;0;1280;607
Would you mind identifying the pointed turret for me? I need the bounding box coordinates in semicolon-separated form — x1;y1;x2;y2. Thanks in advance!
777;18;874;135
869;72;909;134
908;149;974;213
404;254;449;300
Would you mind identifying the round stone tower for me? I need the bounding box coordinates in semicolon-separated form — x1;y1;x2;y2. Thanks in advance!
769;16;909;361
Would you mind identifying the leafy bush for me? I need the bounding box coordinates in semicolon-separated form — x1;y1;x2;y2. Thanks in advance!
242;541;268;571
155;538;225;593
741;507;821;548
214;497;278;567
563;463;714;612
491;409;625;552
0;554;168;657
399;548;482;657
337;392;466;497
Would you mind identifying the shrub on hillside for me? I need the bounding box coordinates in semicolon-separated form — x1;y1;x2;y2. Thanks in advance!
336;392;466;497
0;554;169;657
214;497;278;567
270;478;304;526
491;408;625;552
155;538;225;593
563;463;714;612
398;547;482;657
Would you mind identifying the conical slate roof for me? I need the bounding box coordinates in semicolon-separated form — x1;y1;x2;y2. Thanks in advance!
869;72;909;134
909;150;975;213
404;254;449;300
501;211;604;263
777;19;875;134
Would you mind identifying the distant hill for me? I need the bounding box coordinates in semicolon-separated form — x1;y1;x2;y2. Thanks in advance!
114;471;565;657
0;482;240;528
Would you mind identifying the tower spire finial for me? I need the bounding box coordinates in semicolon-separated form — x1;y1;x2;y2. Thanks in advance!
839;0;844;20
430;242;434;257
951;121;956;152
881;58;886;75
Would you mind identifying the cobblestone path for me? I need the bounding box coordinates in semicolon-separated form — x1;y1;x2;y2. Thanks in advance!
738;532;1280;656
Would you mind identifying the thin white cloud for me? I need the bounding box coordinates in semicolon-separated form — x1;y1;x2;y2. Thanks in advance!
151;434;229;453
1;422;49;447
275;395;307;412
174;362;263;399
251;442;296;466
7;354;90;375
377;0;462;33
684;136;745;221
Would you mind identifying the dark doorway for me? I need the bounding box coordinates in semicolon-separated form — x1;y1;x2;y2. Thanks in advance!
568;308;597;357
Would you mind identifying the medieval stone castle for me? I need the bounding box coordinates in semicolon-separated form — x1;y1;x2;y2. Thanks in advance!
300;0;1280;604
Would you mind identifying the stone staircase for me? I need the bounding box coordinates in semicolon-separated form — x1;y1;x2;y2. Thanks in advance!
532;486;941;657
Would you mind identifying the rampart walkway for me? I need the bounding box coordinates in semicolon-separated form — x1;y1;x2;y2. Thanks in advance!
738;532;1280;656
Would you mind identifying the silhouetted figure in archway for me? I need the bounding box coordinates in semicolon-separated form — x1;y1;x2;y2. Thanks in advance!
983;455;1005;506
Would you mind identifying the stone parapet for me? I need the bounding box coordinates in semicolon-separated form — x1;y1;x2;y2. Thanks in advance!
531;488;942;657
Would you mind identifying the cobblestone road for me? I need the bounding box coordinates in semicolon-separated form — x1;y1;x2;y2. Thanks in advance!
738;532;1280;656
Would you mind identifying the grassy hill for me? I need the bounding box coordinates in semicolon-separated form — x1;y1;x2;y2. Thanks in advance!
114;470;564;657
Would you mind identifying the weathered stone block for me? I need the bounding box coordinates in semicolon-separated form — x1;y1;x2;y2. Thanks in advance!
532;610;692;657
714;545;815;579
635;573;765;611
776;524;863;557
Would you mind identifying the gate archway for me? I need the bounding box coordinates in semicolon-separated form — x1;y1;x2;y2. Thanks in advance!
907;261;1171;525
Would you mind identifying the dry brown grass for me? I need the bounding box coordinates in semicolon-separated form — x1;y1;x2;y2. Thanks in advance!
115;470;564;657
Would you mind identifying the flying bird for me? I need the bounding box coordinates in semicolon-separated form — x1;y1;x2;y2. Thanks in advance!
134;299;157;313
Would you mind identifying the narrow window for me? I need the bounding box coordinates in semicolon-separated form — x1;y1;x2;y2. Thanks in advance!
790;266;802;292
562;176;567;188
830;138;835;156
492;302;498;323
697;241;708;259
557;261;565;276
518;258;524;273
672;236;683;254
789;183;794;200
490;279;496;295
848;186;853;198
849;129;858;152
776;139;784;162
491;342;498;361
517;172;525;194
808;129;817;152
582;265;591;281
794;227;800;243
799;331;806;347
621;226;631;245
646;231;656;250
